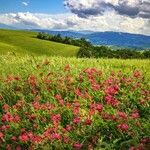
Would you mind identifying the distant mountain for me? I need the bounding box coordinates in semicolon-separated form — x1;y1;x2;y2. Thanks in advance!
0;23;16;29
32;29;150;49
32;29;84;38
85;32;150;49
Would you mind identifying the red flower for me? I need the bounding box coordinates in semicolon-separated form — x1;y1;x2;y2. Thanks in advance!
0;125;10;131
14;76;20;81
88;144;93;150
105;95;119;107
118;111;128;119
1;112;13;122
0;132;4;139
105;85;119;95
55;94;62;100
84;118;92;125
73;107;80;115
73;117;80;124
32;135;42;143
92;84;100;91
11;136;17;141
117;124;129;132
6;144;12;150
51;114;61;124
73;143;82;149
13;115;20;122
2;104;9;111
133;70;142;78
51;133;61;140
63;136;69;144
19;134;29;142
75;88;82;97
66;125;72;131
131;112;139;119
96;103;103;112
16;146;22;150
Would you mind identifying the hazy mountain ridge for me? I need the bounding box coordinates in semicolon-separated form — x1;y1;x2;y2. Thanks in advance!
0;24;149;49
32;29;150;49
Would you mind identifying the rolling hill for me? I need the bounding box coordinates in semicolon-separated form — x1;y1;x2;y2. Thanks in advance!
33;29;150;49
0;29;79;57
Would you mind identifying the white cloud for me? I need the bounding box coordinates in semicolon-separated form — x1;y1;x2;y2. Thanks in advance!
64;0;150;18
22;2;29;6
0;12;149;35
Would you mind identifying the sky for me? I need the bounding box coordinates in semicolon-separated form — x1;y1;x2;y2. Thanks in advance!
0;0;150;35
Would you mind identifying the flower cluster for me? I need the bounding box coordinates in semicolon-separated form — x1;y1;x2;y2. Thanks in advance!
0;63;150;150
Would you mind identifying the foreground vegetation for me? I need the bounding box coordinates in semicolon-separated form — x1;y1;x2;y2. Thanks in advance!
0;29;79;57
0;55;150;149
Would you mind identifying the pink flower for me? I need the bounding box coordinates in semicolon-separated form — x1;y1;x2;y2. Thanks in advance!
0;132;4;139
73;107;80;115
55;94;62;100
13;115;20;122
131;112;139;119
66;125;72;131
117;124;129;132
84;118;92;125
105;95;119;107
96;103;103;112
73;143;82;149
11;136;17;141
118;111;128;119
63;136;69;143
51;133;61;140
1;112;13;122
133;70;142;78
88;144;93;150
51;114;61;124
16;146;22;150
73;117;81;124
2;104;9;111
6;144;12;150
92;84;100;91
19;134;29;142
75;88;82;97
32;135;42;143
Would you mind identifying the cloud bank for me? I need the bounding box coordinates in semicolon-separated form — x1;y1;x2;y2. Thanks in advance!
64;0;150;19
0;12;149;35
0;0;149;35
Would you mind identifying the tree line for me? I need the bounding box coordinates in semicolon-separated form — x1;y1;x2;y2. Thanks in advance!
37;32;91;47
37;32;150;59
77;46;150;59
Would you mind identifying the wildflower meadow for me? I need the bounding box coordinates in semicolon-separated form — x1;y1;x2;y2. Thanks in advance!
0;55;150;150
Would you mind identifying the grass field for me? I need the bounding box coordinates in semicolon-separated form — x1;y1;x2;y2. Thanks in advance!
0;29;150;149
1;54;150;81
0;55;150;149
0;29;79;57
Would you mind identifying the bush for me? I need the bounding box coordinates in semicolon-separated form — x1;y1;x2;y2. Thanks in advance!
77;46;150;59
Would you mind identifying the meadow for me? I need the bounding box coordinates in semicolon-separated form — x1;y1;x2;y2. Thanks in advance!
0;29;79;57
0;54;150;149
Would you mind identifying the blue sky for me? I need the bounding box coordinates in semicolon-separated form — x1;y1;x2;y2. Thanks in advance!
0;0;149;35
0;0;67;13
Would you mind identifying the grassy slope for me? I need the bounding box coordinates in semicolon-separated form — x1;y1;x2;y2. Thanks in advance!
0;29;79;57
0;55;150;82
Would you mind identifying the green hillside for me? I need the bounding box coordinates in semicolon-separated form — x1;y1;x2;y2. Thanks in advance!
0;29;79;57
